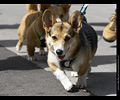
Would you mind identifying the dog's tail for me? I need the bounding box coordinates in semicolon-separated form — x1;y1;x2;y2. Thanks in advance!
26;4;38;12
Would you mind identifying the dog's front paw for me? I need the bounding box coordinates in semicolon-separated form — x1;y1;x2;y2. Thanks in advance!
64;81;73;91
28;56;37;61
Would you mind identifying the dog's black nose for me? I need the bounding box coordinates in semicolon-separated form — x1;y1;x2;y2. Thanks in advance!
56;49;63;56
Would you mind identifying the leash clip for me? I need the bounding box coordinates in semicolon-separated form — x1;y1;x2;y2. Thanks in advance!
64;61;70;68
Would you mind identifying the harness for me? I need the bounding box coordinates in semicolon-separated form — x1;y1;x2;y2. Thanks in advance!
32;17;46;47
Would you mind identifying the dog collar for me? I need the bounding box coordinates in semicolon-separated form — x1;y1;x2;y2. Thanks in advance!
59;57;78;68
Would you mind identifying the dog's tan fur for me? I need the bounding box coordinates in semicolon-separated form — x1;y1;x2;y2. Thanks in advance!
16;4;71;60
42;10;97;91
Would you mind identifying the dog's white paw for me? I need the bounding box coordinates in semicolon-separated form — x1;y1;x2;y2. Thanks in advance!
16;45;21;52
28;56;37;61
71;71;78;77
54;69;73;91
63;81;73;91
39;49;45;55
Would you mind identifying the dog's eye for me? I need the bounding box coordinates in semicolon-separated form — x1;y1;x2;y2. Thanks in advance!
52;36;58;41
65;36;71;42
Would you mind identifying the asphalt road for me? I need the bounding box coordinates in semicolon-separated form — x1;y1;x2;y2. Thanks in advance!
0;4;117;96
0;45;92;96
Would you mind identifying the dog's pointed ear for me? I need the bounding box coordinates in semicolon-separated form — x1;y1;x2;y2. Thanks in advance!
40;4;51;13
42;9;54;31
68;10;82;32
60;4;71;14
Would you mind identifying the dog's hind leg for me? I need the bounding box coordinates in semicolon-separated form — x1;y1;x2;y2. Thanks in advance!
76;71;88;88
39;47;46;55
76;63;90;88
27;41;37;61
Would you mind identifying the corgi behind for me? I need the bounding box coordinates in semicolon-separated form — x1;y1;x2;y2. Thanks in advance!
16;4;71;61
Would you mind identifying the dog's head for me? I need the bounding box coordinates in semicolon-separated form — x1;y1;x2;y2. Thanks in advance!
42;10;82;61
41;4;71;21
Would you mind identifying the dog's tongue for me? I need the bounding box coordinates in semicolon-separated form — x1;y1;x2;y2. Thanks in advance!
57;56;65;61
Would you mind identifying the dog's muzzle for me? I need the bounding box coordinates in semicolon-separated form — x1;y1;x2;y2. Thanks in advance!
56;49;63;56
56;49;65;61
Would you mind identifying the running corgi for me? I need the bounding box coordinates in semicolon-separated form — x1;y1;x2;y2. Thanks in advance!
42;10;98;91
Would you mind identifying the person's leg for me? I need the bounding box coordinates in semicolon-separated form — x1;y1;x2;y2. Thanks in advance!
103;9;117;42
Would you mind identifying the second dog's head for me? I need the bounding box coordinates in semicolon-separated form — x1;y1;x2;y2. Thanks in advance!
42;10;82;61
41;4;71;21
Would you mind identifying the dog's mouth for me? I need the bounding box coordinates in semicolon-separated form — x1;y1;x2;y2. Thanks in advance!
57;55;65;61
56;47;70;61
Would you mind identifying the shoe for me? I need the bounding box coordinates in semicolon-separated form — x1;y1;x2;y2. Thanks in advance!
103;11;117;42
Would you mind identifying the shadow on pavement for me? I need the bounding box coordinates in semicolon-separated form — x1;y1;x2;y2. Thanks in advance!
0;55;41;71
0;40;21;47
87;72;116;96
0;45;40;71
89;22;108;27
91;55;116;67
0;24;19;29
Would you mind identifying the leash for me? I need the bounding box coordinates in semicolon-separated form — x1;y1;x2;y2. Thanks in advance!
80;4;89;15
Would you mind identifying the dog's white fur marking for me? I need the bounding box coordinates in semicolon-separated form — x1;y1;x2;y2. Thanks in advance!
54;68;73;91
71;71;78;77
48;44;73;91
56;18;62;23
16;45;21;52
55;42;65;56
48;51;60;68
28;56;36;61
